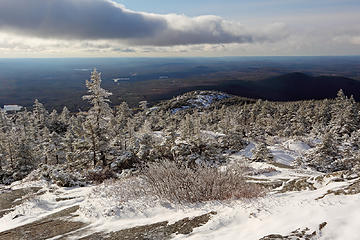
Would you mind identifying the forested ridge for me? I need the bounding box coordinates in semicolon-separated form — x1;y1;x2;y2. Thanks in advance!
1;69;360;185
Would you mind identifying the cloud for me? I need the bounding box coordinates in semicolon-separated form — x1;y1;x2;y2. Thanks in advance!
350;36;360;45
334;35;360;45
112;47;136;53
0;0;284;46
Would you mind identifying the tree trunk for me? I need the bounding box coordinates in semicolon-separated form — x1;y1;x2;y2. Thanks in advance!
90;126;97;167
93;150;96;167
100;151;106;167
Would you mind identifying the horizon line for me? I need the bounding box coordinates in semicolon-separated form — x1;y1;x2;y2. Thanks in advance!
0;55;360;59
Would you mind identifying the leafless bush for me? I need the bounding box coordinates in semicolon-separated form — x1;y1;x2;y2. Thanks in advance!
86;168;116;184
141;160;265;204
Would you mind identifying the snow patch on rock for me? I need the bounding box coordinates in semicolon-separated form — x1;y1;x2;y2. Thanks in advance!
284;140;311;153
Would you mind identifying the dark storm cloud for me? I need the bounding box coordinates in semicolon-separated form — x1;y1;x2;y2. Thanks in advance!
0;0;273;46
0;0;166;39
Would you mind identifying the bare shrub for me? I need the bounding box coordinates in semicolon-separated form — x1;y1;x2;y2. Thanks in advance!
86;168;116;184
141;160;265;204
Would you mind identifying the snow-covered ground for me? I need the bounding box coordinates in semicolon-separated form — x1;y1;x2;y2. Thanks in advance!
1;139;360;239
177;183;360;240
170;91;230;113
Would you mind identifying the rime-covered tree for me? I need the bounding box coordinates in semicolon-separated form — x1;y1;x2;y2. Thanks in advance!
0;111;9;168
64;115;89;167
41;127;52;165
329;90;358;140
3;69;360;184
135;120;154;160
110;102;132;151
82;69;113;167
307;132;341;172
59;106;70;124
252;142;273;162
32;99;48;129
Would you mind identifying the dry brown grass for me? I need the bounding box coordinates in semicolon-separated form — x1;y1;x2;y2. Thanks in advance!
141;160;265;204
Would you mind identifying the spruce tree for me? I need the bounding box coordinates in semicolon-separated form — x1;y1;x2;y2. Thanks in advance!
308;132;340;172
252;142;273;162
82;69;113;167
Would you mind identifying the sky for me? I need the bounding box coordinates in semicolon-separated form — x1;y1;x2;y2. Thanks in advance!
0;0;359;57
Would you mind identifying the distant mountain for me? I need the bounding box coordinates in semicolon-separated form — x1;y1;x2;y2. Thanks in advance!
256;72;360;101
215;72;360;101
1;57;360;110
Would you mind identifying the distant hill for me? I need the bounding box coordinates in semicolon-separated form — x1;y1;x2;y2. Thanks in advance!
213;72;360;101
1;57;360;111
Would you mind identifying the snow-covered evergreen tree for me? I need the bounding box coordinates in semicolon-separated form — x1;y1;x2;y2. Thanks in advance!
306;132;340;172
32;99;48;129
82;69;113;167
252;142;273;162
329;90;358;140
59;106;70;124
